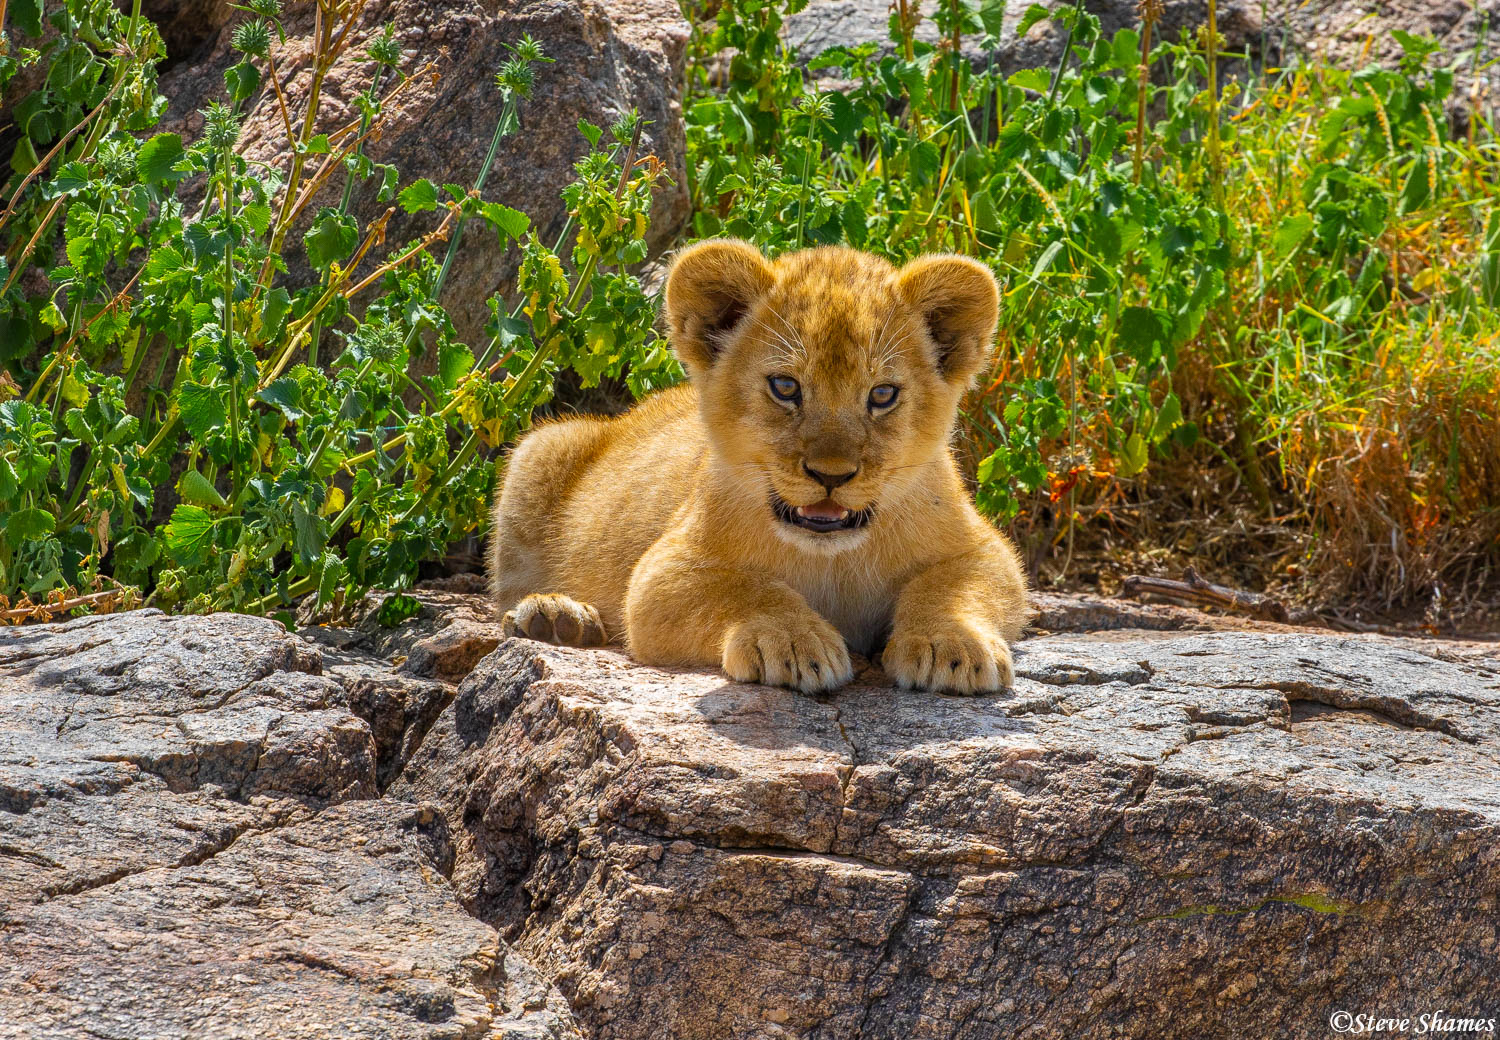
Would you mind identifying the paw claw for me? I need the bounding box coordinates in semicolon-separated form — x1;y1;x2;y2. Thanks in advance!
723;614;852;694
882;622;1011;695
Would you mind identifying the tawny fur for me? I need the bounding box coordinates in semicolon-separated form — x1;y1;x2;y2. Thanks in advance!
489;240;1032;694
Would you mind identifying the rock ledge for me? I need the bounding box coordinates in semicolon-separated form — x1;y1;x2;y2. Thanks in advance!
398;627;1500;1039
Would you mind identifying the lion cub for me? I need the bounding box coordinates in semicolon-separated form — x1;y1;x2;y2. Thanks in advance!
488;240;1030;694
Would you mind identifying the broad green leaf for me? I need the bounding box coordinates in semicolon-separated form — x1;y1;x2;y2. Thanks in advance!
1111;28;1140;68
1273;213;1313;256
437;342;476;390
971;189;1001;233
11;0;42;36
377;592;422;627
177;468;227;507
183;220;232;259
376;163;399;201
1117;306;1170;365
1008;68;1051;94
480;201;530;241
165;504;216;566
5;507;55;541
315;551;345;607
908;139;942;183
46;161;91;197
1150;393;1183;443
1032;240;1064;277
1481;211;1500;307
1017;2;1050;36
978;0;1007;37
255;377;306;421
224;59;261;103
178;381;227;439
291;502;327;563
242;202;272;237
138;132;187;185
398;178;439;213
303;208;359;271
840;197;868;246
63;407;96;444
1118;432;1148;477
578;120;603;148
145;244;188;276
9;136;39;177
259;287;292;341
1398;153;1431;215
0;459;18;502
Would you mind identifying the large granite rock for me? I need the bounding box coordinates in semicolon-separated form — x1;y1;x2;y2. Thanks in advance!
0;609;578;1040
156;0;691;349
5;597;1498;1038
396;626;1500;1039
786;0;1493;88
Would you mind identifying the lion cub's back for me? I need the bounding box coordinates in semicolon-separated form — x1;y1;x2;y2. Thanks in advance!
491;383;706;628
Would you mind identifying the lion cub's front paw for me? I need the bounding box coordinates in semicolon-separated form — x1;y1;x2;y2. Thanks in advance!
722;614;853;694
882;621;1013;695
502;593;608;647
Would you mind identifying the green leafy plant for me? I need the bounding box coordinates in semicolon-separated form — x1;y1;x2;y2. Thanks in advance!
1;4;673;619
3;0;1498;625
677;0;1500;613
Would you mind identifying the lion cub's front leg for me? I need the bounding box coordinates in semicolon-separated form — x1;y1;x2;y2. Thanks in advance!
626;554;852;694
882;548;1029;695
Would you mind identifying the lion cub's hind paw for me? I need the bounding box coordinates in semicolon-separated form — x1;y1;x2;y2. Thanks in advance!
502;594;608;647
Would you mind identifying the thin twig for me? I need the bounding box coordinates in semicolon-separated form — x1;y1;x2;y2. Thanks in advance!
1122;567;1291;622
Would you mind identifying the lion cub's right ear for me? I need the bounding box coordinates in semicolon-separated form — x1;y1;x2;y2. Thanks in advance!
664;239;776;372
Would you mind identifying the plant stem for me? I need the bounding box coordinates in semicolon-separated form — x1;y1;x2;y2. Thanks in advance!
948;0;963;112
436;95;517;298
1205;0;1225;208
1047;0;1087;105
1133;4;1158;184
261;0;338;286
308;64;389;368
796;105;820;250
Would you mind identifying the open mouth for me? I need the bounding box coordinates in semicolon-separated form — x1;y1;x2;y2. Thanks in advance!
771;494;874;534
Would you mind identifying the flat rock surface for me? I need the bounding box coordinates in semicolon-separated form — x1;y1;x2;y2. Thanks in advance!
0;609;578;1040
396;625;1500;1039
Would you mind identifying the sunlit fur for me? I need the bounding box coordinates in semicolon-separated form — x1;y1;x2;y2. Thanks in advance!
489;240;1031;694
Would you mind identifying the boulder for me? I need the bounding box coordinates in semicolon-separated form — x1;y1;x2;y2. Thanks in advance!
155;0;691;349
396;625;1500;1038
0;609;579;1040
785;0;1489;90
6;597;1498;1038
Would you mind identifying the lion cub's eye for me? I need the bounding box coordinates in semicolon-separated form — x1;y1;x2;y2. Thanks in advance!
768;375;802;404
868;384;899;411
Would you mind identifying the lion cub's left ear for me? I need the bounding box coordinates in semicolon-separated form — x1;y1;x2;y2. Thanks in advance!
896;255;1000;385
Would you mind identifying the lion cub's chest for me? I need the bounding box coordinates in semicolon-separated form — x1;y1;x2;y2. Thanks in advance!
784;565;898;656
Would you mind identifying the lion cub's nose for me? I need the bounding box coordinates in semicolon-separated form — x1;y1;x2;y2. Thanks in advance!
803;461;860;492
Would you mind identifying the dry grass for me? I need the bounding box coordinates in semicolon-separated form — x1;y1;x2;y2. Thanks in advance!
977;60;1500;628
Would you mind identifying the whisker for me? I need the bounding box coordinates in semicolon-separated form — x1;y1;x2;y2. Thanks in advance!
764;303;809;359
754;308;802;357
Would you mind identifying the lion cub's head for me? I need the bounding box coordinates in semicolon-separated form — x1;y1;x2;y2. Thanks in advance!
664;240;999;553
